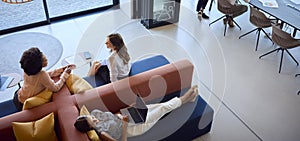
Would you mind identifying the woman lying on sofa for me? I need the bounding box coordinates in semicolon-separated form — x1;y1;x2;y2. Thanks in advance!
74;85;198;141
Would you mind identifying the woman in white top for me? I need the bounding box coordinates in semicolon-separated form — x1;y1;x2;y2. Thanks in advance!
87;33;131;85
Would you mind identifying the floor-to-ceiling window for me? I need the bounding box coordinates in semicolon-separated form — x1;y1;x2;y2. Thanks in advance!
0;1;46;32
47;0;113;18
0;0;117;35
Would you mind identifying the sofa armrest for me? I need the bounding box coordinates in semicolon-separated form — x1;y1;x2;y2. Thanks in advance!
75;59;194;114
56;105;89;141
0;102;58;140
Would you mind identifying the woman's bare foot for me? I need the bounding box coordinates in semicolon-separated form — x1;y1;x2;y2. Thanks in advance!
180;85;198;104
87;61;101;76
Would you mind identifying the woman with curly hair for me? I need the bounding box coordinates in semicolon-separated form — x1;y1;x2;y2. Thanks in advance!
13;47;74;111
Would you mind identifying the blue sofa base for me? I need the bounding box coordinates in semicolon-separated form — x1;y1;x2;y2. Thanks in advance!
0;99;18;118
128;88;214;141
127;55;214;140
162;93;213;141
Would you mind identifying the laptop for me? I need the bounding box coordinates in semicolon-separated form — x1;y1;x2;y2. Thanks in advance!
120;94;148;124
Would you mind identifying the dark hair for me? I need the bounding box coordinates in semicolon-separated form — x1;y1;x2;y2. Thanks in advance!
74;116;93;133
107;33;125;52
19;47;43;76
107;33;130;64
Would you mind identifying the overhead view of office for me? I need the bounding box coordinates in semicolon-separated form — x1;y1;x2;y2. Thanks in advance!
1;0;300;140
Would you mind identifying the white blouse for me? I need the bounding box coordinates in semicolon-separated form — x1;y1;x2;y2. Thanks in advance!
107;51;131;82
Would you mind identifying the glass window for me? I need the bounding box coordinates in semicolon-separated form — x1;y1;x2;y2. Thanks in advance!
47;0;114;18
0;0;115;34
0;1;46;31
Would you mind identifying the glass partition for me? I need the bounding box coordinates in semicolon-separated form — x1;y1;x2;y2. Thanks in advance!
140;0;181;29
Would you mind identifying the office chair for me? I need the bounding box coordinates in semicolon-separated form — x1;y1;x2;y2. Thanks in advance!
209;0;247;36
239;6;273;51
208;0;241;12
259;25;300;73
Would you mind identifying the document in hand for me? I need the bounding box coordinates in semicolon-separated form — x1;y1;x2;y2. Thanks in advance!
259;0;278;8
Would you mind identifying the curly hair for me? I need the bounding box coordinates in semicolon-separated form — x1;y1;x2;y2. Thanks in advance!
19;47;43;76
74;115;93;133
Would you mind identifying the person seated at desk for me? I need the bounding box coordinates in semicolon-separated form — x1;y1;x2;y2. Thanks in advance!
74;85;198;141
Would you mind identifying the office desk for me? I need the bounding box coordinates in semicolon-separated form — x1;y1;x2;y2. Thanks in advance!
250;0;300;35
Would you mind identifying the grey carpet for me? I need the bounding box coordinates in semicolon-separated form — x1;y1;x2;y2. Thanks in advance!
0;32;63;76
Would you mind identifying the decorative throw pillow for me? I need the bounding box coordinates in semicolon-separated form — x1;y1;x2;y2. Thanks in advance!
12;112;57;141
22;89;53;110
80;105;101;141
66;74;93;94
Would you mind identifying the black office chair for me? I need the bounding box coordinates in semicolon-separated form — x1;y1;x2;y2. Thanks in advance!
208;0;241;12
209;0;247;36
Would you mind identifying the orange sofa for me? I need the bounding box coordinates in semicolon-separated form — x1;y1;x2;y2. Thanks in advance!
0;56;201;141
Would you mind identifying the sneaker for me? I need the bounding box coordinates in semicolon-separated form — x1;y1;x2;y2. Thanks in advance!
228;18;234;27
197;11;202;20
202;13;209;19
223;18;234;27
223;18;227;25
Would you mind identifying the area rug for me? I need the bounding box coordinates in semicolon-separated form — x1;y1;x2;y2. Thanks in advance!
0;32;63;76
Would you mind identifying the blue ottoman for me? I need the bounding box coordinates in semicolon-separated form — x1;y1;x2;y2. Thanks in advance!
128;87;214;141
127;55;214;141
0;99;18;118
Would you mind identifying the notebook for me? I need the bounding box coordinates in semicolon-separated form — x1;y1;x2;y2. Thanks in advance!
120;94;148;124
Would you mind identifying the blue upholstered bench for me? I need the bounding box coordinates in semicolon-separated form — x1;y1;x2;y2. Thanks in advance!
126;55;214;141
129;55;170;76
0;99;18;118
84;55;170;88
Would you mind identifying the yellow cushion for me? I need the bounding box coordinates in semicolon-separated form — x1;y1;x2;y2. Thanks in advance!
22;89;53;110
66;74;93;94
80;105;101;141
12;112;57;141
